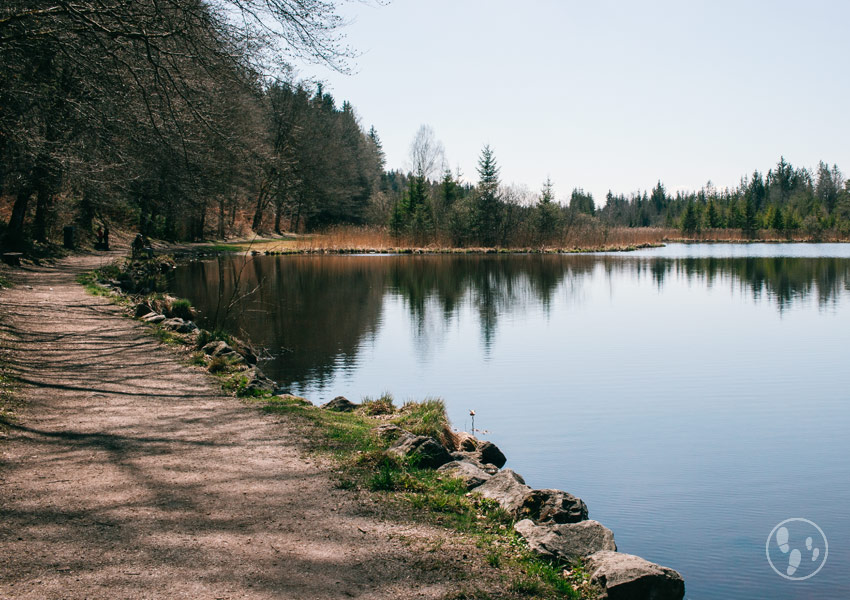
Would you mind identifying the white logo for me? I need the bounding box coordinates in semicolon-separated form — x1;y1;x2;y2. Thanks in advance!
766;518;828;581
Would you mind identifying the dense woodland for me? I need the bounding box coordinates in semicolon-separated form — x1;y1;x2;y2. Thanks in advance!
3;1;850;251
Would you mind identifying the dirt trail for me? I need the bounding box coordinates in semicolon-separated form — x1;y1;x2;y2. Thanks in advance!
0;254;485;599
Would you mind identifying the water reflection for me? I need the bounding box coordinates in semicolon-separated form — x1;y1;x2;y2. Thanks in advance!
169;252;850;388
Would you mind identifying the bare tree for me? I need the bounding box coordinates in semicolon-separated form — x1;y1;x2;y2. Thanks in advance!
408;125;445;181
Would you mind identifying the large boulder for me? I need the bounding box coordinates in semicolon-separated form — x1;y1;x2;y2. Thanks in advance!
387;433;452;469
519;489;588;524
474;469;531;515
141;312;166;324
437;460;492;489
450;452;500;475
451;440;507;468
321;396;358;412
476;441;507;468
584;551;685;600
514;519;616;562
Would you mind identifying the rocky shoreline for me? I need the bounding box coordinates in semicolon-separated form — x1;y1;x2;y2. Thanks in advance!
97;261;686;600
356;405;686;600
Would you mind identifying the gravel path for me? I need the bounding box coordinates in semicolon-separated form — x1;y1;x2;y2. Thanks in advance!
0;253;487;599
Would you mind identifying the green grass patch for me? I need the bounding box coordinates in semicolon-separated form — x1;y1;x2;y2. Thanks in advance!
150;325;182;346
206;243;244;252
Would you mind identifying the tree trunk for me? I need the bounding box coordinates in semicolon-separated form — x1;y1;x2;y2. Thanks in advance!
33;186;52;243
274;200;282;234
6;189;32;248
252;181;271;231
218;198;226;238
79;188;95;232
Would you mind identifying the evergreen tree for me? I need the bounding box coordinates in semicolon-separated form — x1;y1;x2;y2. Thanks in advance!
706;200;723;228
473;145;501;246
535;177;560;245
681;201;700;235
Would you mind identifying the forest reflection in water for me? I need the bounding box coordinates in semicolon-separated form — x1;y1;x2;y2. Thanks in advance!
168;250;850;389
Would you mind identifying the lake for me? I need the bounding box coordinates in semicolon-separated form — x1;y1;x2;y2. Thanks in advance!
169;243;850;599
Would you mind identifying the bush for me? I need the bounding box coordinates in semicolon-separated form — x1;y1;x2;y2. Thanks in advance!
196;328;232;348
168;298;194;320
360;392;396;415
392;397;458;448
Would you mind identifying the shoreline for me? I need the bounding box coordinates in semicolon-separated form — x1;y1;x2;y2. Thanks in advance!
78;252;687;599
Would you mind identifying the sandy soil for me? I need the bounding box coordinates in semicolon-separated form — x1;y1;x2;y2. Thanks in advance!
0;253;498;599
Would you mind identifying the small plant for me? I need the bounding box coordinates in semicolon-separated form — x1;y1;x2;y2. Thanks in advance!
196;328;233;348
368;460;404;491
207;355;231;373
151;326;181;346
508;576;544;596
169;298;193;320
485;552;501;569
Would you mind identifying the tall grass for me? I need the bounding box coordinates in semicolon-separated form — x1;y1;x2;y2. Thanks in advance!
226;225;672;253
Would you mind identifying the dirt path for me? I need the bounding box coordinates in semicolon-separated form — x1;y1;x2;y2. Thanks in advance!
0;254;488;599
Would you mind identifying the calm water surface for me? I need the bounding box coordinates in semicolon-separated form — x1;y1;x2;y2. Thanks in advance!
169;244;850;599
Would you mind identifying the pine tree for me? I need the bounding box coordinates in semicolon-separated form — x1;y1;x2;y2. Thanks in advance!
535;177;560;245
473;145;501;246
681;201;700;235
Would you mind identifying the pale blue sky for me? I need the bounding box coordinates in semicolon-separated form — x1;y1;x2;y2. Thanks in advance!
301;0;850;204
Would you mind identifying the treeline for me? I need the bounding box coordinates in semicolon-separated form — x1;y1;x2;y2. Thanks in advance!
601;157;850;237
3;2;849;250
376;148;850;247
0;0;381;249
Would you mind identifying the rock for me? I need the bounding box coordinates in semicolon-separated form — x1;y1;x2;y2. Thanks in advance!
450;441;507;469
161;317;185;330
242;367;276;394
203;340;235;357
477;441;507;468
276;393;312;406
437;461;492;489
585;551;685;600
176;321;199;334
474;469;531;515
372;424;405;442
387;434;452;469
453;431;479;451
449;452;499;475
229;338;258;365
514;519;616;562
321;396;358;412
142;313;166;324
134;302;154;317
519;489;588;524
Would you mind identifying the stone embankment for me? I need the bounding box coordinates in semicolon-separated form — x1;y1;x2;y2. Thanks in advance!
320;397;687;600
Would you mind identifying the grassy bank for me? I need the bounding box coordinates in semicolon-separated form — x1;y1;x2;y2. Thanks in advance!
196;225;850;258
260;394;597;599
